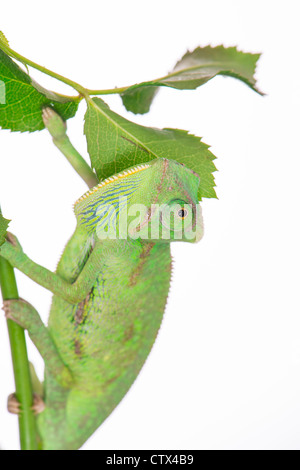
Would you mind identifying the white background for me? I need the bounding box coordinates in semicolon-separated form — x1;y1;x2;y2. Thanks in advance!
0;0;300;450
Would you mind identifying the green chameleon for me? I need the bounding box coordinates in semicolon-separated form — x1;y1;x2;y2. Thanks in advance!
0;109;203;450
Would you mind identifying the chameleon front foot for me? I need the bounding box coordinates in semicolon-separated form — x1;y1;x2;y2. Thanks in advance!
5;231;22;250
7;393;45;415
2;298;31;329
2;298;74;389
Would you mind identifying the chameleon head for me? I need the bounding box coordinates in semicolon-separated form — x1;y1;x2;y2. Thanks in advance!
74;158;204;243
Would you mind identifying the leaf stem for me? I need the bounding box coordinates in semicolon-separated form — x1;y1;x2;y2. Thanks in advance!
85;85;131;95
0;40;161;100
0;41;88;98
0;40;140;99
0;257;38;450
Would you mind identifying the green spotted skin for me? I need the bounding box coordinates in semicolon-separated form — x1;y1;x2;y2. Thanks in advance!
39;237;171;449
35;158;202;449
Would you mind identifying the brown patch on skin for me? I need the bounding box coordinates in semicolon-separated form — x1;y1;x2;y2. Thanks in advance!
73;294;91;357
189;168;200;177
104;373;120;388
154;159;169;202
120;136;150;154
165;259;173;274
5;232;19;248
74;302;85;325
74;338;83;357
174;161;200;178
130;160;169;237
129;242;155;287
174;175;194;205
123;323;134;343
135;206;152;233
74;294;90;325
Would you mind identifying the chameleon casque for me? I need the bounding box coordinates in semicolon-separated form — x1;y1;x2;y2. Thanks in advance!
0;155;203;449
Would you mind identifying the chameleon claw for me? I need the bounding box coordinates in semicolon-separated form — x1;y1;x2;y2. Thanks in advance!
7;393;45;415
5;232;22;250
42;106;54;125
42;106;67;139
2;299;13;321
32;393;46;415
7;393;21;415
2;298;27;326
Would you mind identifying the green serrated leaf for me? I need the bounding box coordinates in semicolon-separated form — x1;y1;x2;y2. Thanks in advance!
0;211;10;246
121;86;158;115
121;45;263;114
0;31;9;47
0;49;78;132
84;97;217;200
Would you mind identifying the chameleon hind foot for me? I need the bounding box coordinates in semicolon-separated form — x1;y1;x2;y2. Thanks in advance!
2;298;74;389
32;393;46;414
7;393;21;415
7;393;45;415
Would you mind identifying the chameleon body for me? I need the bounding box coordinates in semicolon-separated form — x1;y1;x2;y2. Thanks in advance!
0;157;203;449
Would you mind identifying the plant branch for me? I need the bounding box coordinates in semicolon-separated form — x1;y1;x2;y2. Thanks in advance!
0;40;87;99
0;257;39;450
0;40;142;100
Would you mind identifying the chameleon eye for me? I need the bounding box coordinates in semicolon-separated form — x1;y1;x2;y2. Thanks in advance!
160;200;192;233
177;208;188;219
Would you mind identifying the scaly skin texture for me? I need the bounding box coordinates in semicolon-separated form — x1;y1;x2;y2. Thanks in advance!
40;239;171;449
0;158;203;449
